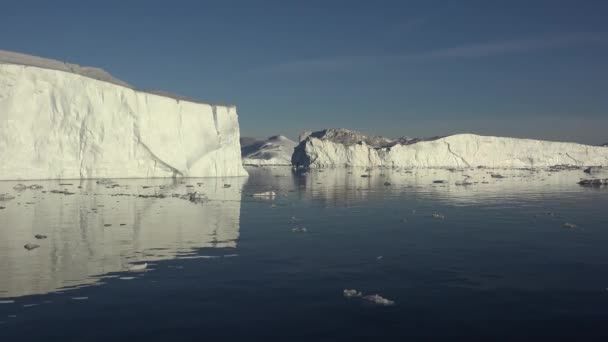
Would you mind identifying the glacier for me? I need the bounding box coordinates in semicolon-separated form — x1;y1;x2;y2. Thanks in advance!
0;51;247;180
292;129;608;169
241;135;296;166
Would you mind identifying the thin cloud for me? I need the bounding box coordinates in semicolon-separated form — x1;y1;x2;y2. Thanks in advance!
251;32;608;75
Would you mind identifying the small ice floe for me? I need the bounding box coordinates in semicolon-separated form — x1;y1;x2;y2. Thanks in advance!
104;224;112;227
223;254;239;258
34;234;47;239
71;297;88;301
28;184;43;190
23;303;39;308
187;191;205;203
362;294;395;306
383;182;391;186
401;218;408;223
0;300;15;304
24;243;40;251
376;256;383;261
343;289;363;298
119;277;136;280
13;184;27;191
223;184;231;188
490;173;506;179
432;180;446;184
563;222;577;229
432;212;445;220
252;191;277;199
0;194;16;202
128;263;148;272
292;227;308;233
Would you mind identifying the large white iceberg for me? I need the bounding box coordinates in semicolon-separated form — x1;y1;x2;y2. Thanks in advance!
292;129;608;169
241;135;296;166
0;50;247;180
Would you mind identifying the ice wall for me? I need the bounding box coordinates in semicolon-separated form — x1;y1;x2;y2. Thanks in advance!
0;63;247;180
293;130;608;169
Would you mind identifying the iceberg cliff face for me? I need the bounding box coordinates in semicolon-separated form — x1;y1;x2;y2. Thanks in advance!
292;129;608;169
241;135;296;166
0;61;247;180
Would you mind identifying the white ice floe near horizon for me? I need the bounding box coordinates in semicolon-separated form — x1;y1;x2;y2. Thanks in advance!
241;135;297;166
0;50;247;180
292;129;608;169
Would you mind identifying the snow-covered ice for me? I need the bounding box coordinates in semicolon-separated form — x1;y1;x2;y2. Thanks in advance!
292;129;608;169
0;51;247;180
241;135;297;166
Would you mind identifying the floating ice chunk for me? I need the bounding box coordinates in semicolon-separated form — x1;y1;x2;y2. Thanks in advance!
34;234;47;239
128;263;147;272
0;300;15;304
292;227;308;233
24;243;40;251
376;256;383;261
23;303;39;307
71;297;88;301
0;194;15;202
362;294;395;306
119;277;136;280
563;223;577;229
432;213;445;220
13;184;27;190
28;184;43;190
343;289;363;298
252;191;277;199
187;191;206;203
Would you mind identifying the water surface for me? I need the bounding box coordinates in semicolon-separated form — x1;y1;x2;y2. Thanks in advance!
1;167;608;341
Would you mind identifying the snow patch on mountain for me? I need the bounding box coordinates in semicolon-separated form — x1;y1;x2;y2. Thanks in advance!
242;135;297;166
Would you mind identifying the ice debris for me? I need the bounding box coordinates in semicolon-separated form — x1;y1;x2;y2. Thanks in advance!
128;263;148;272
432;213;445;220
252;191;277;199
343;289;395;306
362;294;395;306
343;289;363;298
24;243;40;251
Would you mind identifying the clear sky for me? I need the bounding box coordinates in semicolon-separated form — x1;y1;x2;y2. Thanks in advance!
1;0;607;144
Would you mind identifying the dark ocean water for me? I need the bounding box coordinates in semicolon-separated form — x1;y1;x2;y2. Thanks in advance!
1;167;608;341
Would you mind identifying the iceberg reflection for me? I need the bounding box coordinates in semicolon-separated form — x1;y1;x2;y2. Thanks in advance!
0;177;244;298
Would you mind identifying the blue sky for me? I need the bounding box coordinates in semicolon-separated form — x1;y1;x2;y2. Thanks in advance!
1;0;607;143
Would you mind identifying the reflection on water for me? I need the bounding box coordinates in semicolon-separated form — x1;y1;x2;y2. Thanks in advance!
1;167;608;340
0;166;601;299
250;166;595;207
0;177;244;298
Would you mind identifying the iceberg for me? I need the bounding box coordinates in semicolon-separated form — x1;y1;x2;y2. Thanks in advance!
292;129;608;169
241;135;296;166
0;50;247;180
